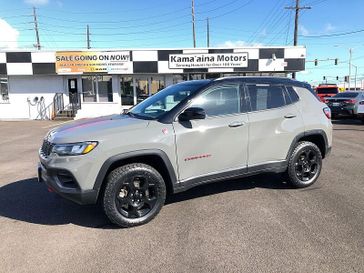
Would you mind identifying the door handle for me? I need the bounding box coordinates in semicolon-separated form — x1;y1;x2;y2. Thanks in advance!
284;114;296;119
229;121;245;128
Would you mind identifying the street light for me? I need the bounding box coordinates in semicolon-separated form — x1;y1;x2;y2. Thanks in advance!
351;64;358;90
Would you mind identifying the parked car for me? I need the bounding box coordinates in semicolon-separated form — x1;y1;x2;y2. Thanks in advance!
357;98;364;123
326;91;364;119
38;77;333;227
315;84;339;102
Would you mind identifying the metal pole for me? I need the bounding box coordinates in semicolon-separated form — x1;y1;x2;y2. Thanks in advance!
86;25;91;49
354;65;357;90
285;0;310;79
349;48;352;90
192;0;196;48
207;17;210;47
33;7;41;50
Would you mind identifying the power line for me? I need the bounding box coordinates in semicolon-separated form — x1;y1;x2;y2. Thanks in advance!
300;28;364;38
248;0;286;44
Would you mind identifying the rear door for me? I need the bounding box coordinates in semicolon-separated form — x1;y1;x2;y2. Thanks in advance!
173;82;249;181
245;83;304;166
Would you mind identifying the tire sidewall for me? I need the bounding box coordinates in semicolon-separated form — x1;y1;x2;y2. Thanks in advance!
288;141;323;188
103;163;166;227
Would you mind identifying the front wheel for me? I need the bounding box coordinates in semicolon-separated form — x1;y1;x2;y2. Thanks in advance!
103;163;166;228
286;141;323;188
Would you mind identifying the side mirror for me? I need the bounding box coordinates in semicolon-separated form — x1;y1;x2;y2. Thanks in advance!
179;107;206;121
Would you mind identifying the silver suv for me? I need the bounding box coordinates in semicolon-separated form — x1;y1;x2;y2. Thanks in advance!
38;77;333;227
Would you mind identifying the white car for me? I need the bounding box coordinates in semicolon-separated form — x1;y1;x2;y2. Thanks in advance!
358;99;364;123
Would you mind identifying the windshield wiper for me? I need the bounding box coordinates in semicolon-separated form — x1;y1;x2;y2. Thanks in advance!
125;111;155;120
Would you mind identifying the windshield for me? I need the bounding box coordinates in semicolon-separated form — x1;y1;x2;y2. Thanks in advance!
333;92;359;98
128;81;210;119
316;87;338;94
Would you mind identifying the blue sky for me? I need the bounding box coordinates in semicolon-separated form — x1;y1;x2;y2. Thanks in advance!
0;0;363;85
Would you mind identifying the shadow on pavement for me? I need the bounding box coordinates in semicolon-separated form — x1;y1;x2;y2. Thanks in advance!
0;174;295;228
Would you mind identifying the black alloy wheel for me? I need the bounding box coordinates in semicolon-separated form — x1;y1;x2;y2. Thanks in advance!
103;163;166;227
116;175;158;219
286;141;322;188
294;148;320;182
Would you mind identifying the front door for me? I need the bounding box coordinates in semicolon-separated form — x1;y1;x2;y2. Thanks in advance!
173;82;249;182
68;78;80;108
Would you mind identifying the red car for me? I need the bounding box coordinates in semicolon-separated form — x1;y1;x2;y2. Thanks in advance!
315;84;339;103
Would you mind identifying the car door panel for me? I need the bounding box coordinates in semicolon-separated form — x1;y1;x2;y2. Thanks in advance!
246;84;304;166
173;113;249;181
173;82;249;182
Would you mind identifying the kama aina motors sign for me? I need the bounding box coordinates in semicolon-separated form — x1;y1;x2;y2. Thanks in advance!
168;53;248;69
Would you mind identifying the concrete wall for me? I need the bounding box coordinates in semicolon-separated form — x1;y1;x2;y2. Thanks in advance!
0;76;67;120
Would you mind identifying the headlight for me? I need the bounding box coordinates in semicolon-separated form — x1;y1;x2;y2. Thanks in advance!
52;141;98;156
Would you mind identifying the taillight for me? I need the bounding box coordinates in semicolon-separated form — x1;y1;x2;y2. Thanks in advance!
345;99;357;104
323;107;331;119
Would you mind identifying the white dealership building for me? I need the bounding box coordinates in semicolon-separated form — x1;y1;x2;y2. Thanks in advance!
0;46;306;120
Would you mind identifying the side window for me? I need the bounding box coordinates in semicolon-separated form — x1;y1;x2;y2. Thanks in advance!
191;84;240;116
247;84;287;111
286;86;300;103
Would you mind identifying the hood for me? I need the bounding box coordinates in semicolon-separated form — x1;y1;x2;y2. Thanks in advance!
48;114;149;143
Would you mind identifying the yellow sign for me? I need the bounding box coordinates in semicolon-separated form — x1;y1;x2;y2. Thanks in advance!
55;51;132;74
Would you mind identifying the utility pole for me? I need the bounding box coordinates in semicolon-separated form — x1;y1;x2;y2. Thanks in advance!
192;0;196;48
32;6;41;50
348;48;352;90
206;17;210;47
86;25;91;49
285;0;311;79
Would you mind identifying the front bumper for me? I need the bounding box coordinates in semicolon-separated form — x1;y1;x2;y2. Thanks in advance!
38;162;98;205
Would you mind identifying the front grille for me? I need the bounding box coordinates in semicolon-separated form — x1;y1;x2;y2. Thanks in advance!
41;139;54;157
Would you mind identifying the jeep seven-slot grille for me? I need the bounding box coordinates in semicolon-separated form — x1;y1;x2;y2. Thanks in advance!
41;140;54;157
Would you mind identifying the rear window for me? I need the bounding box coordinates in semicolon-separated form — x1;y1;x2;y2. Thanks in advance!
247;84;287;111
316;87;339;94
333;92;359;98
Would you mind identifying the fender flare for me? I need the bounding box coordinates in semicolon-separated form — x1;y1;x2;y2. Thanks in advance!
93;149;178;198
286;129;329;160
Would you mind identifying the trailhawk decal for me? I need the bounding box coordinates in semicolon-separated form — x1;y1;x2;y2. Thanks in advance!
184;154;212;162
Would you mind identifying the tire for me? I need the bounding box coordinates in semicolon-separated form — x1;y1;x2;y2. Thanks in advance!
103;163;166;228
286;141;322;188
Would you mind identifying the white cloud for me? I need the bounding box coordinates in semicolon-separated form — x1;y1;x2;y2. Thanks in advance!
24;0;49;5
324;23;335;32
216;40;263;47
299;25;309;36
0;19;19;49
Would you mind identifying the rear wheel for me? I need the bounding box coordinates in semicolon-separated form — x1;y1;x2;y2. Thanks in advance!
286;141;322;188
103;163;166;228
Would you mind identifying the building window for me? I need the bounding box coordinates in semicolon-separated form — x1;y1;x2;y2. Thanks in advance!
172;74;187;84
0;76;9;103
150;76;165;95
82;75;113;102
135;76;149;103
97;76;113;102
120;77;134;105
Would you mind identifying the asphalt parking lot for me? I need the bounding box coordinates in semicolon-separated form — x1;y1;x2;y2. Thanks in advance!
0;119;363;273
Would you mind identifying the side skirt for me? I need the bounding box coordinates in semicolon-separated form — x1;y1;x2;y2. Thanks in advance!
173;161;288;193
